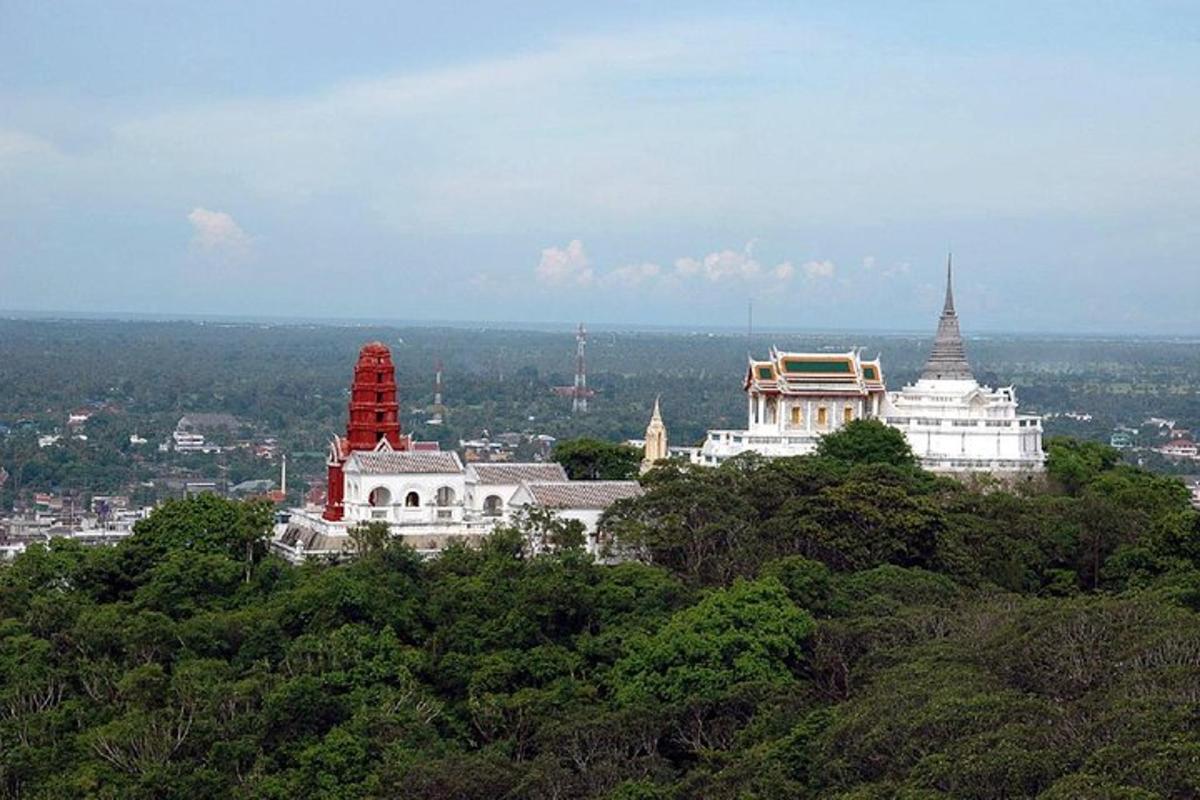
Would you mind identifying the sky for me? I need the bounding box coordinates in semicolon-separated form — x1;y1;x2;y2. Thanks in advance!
1;1;1198;334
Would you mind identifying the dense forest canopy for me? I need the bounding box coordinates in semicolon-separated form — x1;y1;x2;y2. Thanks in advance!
1;424;1198;798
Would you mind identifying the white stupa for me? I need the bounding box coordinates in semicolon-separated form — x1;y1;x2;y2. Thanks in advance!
883;258;1045;473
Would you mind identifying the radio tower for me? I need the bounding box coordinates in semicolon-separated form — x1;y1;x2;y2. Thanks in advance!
431;358;445;422
573;323;588;413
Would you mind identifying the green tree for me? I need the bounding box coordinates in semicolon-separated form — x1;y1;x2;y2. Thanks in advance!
614;577;815;706
347;521;391;558
553;438;641;480
816;419;917;468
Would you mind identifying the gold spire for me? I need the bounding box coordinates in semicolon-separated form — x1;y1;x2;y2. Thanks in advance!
641;396;668;472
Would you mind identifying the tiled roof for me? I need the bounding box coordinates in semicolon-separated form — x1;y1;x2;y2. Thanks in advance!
348;451;463;474
469;462;568;484
521;481;642;510
279;525;353;553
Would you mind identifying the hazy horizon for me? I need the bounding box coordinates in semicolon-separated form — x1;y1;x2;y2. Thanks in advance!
4;306;1198;343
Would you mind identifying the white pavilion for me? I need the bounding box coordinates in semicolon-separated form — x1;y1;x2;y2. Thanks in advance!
693;348;888;465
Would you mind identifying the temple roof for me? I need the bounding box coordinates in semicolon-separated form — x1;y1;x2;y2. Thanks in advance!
347;450;463;474
468;462;568;484
920;255;975;381
518;480;642;509
745;348;885;394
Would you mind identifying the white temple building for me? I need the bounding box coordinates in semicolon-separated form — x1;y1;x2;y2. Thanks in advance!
691;259;1045;474
274;456;642;562
271;341;642;563
693;349;888;465
883;260;1045;472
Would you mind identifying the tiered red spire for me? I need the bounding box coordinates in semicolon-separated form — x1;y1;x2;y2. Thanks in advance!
346;341;404;451
324;341;408;520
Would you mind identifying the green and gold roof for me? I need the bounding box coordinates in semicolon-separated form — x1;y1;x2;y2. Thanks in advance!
745;348;885;395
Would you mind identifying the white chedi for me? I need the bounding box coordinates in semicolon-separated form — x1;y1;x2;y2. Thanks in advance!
882;258;1044;472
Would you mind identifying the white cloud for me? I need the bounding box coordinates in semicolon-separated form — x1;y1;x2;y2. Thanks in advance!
536;239;593;286
802;259;836;279
187;208;252;256
607;262;662;286
674;244;761;282
862;256;877;270
536;241;841;293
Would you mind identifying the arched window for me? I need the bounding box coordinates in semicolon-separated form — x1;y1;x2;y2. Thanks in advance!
483;495;503;516
404;491;420;507
436;486;456;507
368;487;391;507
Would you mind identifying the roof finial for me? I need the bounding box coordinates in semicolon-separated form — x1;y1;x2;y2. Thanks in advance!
651;395;662;420
943;251;955;314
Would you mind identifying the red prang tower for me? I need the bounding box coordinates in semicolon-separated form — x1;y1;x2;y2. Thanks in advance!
324;342;410;521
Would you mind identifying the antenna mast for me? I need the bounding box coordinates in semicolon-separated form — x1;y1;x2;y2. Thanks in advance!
573;323;588;414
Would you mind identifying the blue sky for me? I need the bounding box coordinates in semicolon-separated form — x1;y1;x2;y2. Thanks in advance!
1;1;1197;333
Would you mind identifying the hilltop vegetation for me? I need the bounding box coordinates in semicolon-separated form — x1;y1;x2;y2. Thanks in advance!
1;424;1198;798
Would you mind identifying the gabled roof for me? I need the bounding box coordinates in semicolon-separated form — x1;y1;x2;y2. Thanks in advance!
745;348;885;395
518;481;642;509
347;450;464;475
468;462;568;484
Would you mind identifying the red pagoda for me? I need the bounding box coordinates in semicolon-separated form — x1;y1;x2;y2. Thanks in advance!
323;342;411;520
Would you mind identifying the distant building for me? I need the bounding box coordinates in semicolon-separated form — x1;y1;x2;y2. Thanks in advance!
273;342;638;562
691;258;1045;473
172;429;220;454
694;348;887;466
1158;437;1199;460
641;398;668;472
230;479;276;496
1110;430;1135;450
177;413;241;432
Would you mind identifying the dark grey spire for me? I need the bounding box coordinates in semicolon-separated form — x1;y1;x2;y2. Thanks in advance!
942;253;955;313
920;254;974;381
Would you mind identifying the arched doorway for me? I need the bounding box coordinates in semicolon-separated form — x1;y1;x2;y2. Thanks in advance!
368;487;392;507
404;491;420;507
